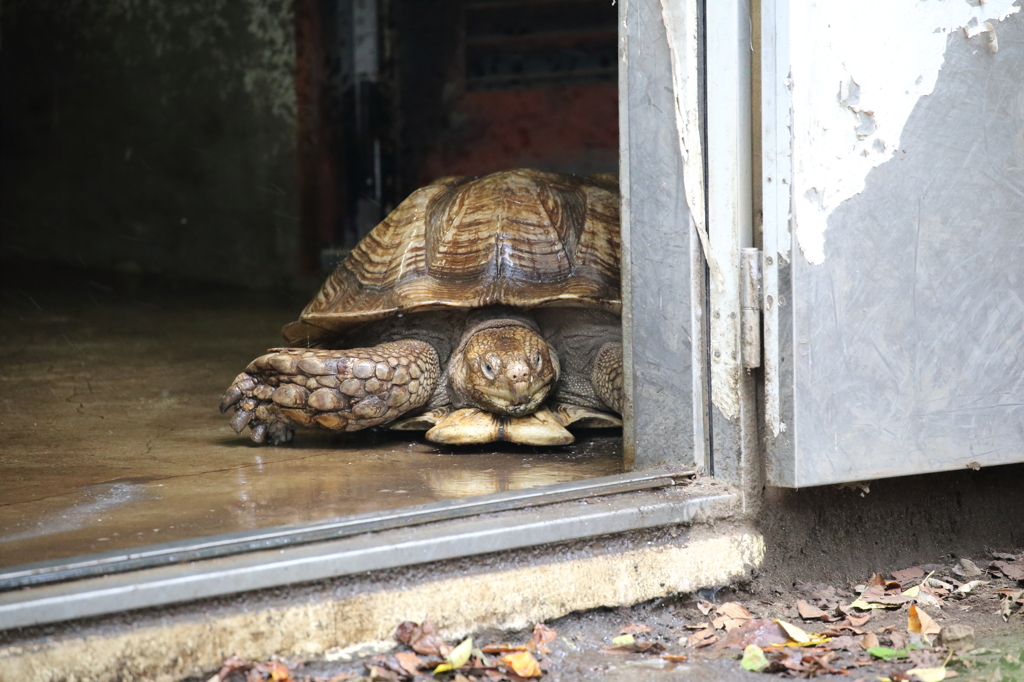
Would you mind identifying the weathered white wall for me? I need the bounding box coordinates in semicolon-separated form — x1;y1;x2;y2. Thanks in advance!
789;0;1021;264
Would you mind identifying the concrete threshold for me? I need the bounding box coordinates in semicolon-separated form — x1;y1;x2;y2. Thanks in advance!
0;477;763;682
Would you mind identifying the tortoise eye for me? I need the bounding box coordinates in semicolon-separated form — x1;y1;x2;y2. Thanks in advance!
533;354;543;371
481;361;495;380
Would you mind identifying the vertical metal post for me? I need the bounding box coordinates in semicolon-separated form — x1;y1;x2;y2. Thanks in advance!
619;0;707;470
705;0;758;492
759;0;791;443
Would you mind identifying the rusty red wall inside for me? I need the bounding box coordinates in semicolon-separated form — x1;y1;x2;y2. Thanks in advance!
417;83;618;186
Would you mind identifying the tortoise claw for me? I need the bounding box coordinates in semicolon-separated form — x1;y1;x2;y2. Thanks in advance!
250;423;267;444
230;409;254;434
220;372;255;413
220;386;243;413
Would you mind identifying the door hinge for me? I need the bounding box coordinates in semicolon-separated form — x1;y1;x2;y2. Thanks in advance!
740;248;763;369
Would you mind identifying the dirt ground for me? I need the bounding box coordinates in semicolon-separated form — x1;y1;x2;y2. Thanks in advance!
185;549;1024;682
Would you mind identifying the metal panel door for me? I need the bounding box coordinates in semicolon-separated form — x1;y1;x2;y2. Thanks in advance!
762;1;1024;487
619;0;709;471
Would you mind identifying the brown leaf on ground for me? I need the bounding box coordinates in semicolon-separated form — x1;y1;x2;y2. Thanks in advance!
997;589;1024;620
919;584;946;606
527;623;557;654
908;605;942;638
661;654;689;662
394;652;424;676
620;622;653;635
820;625;864;637
717;602;753;619
763;647;846;677
365;665;402;681
825;635;858;651
366;654;412;680
861;632;880;650
713;618;789;649
601;641;666;655
797;599;830;621
713;602;753;631
254;661;293;682
992;561;1024;581
697;600;715;615
846;614;872;627
394;621;417;644
686;627;719;648
892;567;926;581
401;618;449;657
482;644;529;654
501;651;542;677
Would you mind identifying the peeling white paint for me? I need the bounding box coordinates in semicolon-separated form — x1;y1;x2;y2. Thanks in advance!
789;0;1021;264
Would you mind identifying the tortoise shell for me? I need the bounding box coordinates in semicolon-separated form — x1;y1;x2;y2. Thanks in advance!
283;169;621;346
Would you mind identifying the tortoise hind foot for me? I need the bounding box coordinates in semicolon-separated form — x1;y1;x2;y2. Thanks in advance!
220;340;440;444
425;407;574;446
389;406;453;431
550;403;622;429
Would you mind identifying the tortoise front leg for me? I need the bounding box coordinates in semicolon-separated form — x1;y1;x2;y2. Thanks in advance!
220;339;439;444
591;341;623;414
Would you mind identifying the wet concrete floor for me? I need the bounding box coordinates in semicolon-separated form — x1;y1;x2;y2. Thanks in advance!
0;267;622;569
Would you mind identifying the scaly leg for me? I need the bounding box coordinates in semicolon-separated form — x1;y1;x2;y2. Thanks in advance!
591;341;623;414
220;339;439;444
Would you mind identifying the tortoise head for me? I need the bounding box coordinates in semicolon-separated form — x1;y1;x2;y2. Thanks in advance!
449;320;559;417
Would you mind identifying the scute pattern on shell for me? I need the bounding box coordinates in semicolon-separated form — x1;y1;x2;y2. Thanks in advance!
283;169;620;346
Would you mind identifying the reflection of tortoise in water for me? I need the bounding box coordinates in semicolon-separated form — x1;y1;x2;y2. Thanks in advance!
220;168;624;446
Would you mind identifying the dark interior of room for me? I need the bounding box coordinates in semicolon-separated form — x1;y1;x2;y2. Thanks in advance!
0;0;621;570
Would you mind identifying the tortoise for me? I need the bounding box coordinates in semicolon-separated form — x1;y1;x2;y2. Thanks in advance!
220;168;624;446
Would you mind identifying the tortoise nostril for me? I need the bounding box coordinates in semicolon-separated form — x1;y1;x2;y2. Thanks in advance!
506;362;531;384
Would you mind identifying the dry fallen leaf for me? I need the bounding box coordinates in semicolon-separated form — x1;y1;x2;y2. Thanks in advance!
718;602;753;619
602;640;666;655
954;580;987;595
620;622;653;635
893;567;926;581
394;651;423;676
697;600;715;616
257;661;292;682
909;605;942;639
366;664;402;681
398;618;449;657
528;623;558;654
501;651;542;677
993;561;1024;581
686;627;720;648
434;637;473;674
850;574;915;610
713;602;753;631
481;643;529;654
775;619;813;644
797;599;830;621
713;619;789;650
